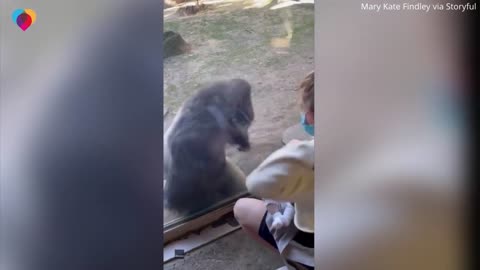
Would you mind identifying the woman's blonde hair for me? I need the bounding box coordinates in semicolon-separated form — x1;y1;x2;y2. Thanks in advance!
297;71;314;113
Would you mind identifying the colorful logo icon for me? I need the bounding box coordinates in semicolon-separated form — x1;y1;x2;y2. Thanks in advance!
12;9;36;31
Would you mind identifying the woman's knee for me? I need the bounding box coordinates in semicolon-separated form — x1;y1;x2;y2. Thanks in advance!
233;198;265;227
233;198;250;224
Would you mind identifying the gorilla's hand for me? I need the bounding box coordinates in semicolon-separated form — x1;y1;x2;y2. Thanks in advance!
234;135;250;151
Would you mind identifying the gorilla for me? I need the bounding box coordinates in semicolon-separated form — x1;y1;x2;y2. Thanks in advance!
164;79;254;215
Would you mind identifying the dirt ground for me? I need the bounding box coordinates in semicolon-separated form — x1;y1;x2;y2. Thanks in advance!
163;1;314;224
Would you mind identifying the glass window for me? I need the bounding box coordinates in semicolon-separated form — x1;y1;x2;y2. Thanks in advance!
163;0;314;233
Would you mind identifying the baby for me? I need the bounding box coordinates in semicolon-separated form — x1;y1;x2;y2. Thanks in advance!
265;199;295;230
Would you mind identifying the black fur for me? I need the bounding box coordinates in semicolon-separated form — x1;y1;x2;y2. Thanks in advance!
164;79;254;214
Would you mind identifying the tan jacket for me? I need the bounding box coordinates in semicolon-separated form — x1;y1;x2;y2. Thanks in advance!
246;140;314;233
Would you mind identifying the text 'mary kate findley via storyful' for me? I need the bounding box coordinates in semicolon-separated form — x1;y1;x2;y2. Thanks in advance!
361;2;477;12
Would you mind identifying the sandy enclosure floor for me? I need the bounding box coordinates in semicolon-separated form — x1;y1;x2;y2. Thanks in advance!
163;2;314;224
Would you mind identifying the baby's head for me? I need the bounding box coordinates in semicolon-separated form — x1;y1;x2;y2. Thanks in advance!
297;71;314;136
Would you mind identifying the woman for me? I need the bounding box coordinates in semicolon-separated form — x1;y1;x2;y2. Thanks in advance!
234;71;315;270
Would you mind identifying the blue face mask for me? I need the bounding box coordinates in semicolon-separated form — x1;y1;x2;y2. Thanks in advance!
300;113;314;136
